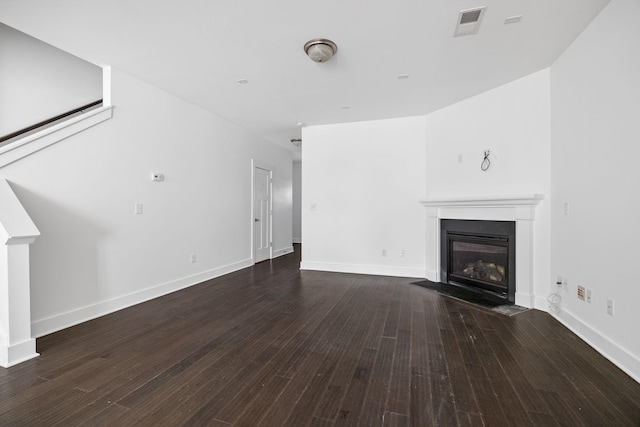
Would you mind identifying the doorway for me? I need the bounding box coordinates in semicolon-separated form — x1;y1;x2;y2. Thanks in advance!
253;164;272;263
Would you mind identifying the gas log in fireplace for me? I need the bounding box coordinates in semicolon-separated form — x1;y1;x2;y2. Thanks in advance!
440;219;516;303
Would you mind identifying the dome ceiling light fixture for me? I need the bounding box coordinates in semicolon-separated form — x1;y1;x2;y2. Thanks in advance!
304;38;338;63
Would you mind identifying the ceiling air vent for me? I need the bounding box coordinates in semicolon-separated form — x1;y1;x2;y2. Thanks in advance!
454;7;487;37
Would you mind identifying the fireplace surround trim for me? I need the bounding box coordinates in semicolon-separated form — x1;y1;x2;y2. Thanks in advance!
420;194;544;308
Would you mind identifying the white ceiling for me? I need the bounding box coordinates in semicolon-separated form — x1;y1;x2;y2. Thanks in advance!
0;0;610;156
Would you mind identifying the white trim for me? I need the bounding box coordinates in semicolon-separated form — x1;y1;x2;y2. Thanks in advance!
251;160;273;264
0;106;113;169
5;235;38;245
102;66;112;106
272;246;294;258
0;179;41;243
553;309;640;384
533;295;549;311
421;194;545;308
0;338;38;368
421;194;544;208
31;258;252;338
292;237;302;244
301;260;425;279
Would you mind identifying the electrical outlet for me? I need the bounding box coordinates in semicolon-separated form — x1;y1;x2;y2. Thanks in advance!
556;275;563;286
135;203;143;215
586;288;591;303
400;249;406;257
577;285;585;301
190;254;197;264
382;249;387;257
607;299;614;316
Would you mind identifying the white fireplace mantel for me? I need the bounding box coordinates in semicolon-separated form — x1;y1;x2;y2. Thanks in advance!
420;194;544;308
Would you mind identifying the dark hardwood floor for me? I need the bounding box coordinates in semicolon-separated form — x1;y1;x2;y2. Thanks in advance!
2;245;639;426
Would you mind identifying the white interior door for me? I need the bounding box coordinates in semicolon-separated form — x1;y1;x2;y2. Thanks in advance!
253;166;272;263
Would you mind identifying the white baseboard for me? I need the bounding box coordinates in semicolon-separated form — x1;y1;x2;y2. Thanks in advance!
272;246;294;258
533;295;549;311
0;338;39;368
31;258;253;338
425;269;438;282
554;308;640;384
300;260;425;279
292;237;301;244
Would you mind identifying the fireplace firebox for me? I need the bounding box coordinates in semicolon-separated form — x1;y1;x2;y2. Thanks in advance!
440;219;516;303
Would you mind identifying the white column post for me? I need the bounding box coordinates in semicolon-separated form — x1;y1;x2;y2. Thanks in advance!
514;216;535;307
425;207;440;282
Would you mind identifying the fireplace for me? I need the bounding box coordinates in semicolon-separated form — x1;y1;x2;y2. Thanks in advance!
421;194;544;308
440;219;516;303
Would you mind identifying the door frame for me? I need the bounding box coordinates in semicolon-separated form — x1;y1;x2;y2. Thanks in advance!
251;159;273;264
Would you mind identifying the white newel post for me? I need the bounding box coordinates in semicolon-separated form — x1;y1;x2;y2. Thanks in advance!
0;179;40;367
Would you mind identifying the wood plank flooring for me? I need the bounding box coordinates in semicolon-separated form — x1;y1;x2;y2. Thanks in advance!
1;245;639;426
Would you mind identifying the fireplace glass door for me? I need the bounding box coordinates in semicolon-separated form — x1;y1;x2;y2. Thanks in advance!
440;219;516;302
448;235;509;295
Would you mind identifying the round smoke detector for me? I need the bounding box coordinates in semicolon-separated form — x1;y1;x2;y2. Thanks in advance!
304;39;338;63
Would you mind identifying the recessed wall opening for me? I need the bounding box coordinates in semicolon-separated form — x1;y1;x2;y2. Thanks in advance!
0;22;104;146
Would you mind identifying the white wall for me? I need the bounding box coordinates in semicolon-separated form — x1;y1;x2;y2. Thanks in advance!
424;70;552;200
0;67;292;336
424;70;553;309
0;23;102;136
550;0;640;381
292;161;302;243
301;116;426;278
